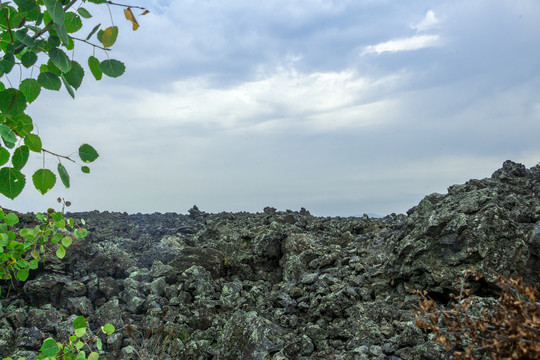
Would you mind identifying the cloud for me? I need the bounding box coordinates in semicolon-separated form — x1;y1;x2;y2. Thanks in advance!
414;10;441;32
362;34;441;55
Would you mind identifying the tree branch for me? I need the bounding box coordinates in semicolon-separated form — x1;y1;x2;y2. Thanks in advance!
41;148;77;164
13;0;80;55
0;0;14;42
106;1;147;11
70;36;111;51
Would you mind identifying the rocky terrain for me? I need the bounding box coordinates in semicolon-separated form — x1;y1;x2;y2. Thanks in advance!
1;160;539;359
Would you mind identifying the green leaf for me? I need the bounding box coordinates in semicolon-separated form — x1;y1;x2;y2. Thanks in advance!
88;352;99;360
86;23;100;41
13;0;38;12
38;72;61;90
48;35;61;48
0;88;27;116
43;0;64;26
99;26;118;47
74;228;87;238
73;316;87;337
65;36;75;51
49;48;72;73
79;144;99;163
14;30;35;47
65;61;84;89
8;113;34;137
5;212;19;226
1;53;15;75
60;73;75;99
21;51;38;68
40;337;60;357
62;236;72;247
32;169;56;195
87;0;107;4
77;7;92;19
57;162;70;188
29;258;39;269
19;78;41;103
56;244;65;258
102;323;115;335
12;145;29;170
0;167;26;199
0;147;9;166
81;166;90;174
16;268;29;281
24;133;42;152
100;59;125;78
64;12;82;33
55;219;65;228
0;124;17;146
44;59;62;76
55;22;70;45
88;56;102;80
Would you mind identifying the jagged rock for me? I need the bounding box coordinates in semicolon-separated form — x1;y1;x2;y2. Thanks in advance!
216;310;284;359
1;160;539;359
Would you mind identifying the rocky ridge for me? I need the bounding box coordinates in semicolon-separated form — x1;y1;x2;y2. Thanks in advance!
1;160;539;359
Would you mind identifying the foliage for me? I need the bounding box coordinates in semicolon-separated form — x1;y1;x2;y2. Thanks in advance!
413;269;540;359
0;0;148;200
2;315;115;360
0;201;86;293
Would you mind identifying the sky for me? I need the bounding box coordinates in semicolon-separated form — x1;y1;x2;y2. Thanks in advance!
3;0;540;217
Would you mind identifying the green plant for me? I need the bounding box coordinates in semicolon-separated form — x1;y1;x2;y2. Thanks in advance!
3;315;115;360
413;269;540;359
0;203;87;293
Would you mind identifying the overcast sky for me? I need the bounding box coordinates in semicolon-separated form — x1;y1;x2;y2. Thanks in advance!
4;0;540;216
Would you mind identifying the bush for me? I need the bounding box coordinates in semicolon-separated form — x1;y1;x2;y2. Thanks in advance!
413;269;540;359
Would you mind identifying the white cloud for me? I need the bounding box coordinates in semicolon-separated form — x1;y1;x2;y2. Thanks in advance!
107;64;403;134
362;34;441;55
414;10;441;32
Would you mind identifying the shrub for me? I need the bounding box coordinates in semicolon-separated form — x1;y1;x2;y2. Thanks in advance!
413;269;540;359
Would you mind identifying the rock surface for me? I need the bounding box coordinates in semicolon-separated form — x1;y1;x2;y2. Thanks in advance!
1;160;539;359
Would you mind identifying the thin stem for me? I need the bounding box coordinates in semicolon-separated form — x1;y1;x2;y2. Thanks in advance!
70;36;111;51
106;2;114;27
0;1;14;42
107;1;147;11
41;148;77;165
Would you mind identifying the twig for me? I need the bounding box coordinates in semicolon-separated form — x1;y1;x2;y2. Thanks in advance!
70;36;111;51
106;1;147;11
41;148;77;164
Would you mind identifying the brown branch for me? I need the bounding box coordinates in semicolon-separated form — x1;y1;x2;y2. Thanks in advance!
41;148;77;164
106;1;147;11
70;36;111;51
0;0;14;42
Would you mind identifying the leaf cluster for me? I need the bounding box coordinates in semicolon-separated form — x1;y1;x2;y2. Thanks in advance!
3;315;115;360
413;269;540;359
1;0;148;199
0;205;86;293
